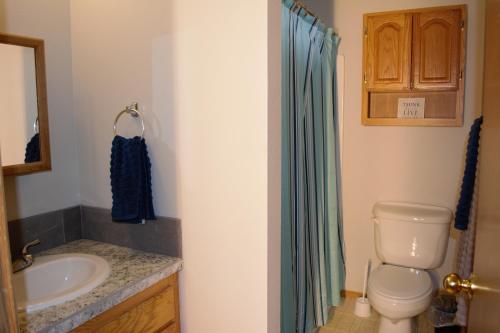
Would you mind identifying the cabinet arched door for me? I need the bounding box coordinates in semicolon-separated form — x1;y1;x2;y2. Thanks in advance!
413;9;463;90
364;13;412;90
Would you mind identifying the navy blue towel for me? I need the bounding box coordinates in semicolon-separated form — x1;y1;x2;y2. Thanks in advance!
455;116;483;230
24;133;40;163
110;135;156;223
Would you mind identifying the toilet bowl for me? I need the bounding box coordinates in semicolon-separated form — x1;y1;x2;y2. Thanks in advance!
368;264;433;333
369;202;452;333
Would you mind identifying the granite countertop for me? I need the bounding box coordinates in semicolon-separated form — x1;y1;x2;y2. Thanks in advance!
18;239;183;333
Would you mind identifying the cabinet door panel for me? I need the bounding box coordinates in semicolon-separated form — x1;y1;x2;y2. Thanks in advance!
96;286;175;333
413;9;462;89
365;13;412;89
157;323;177;333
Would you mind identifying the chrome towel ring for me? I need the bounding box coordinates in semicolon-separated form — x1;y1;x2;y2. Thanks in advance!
113;102;145;138
33;116;39;134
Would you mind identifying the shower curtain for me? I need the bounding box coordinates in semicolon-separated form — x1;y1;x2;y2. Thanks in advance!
281;1;344;333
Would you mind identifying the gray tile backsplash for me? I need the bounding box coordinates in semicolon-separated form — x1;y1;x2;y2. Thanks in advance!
7;206;181;258
63;206;83;243
8;206;81;258
81;206;181;258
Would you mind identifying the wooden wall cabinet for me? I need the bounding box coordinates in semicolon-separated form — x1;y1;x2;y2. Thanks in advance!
362;5;466;126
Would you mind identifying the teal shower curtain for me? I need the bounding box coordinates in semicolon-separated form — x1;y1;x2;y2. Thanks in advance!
281;1;345;333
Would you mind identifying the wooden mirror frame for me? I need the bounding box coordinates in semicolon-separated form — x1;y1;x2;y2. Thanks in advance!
0;33;51;176
0;154;19;332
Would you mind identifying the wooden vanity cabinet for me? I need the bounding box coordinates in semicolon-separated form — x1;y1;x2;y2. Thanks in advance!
362;5;466;126
72;273;180;333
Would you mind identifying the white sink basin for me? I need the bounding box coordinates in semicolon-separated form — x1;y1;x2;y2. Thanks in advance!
13;253;110;313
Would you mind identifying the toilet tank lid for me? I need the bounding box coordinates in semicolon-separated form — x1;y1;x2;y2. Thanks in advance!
373;201;452;224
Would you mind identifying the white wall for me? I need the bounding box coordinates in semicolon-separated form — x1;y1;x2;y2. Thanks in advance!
323;0;484;292
70;1;271;332
0;0;81;221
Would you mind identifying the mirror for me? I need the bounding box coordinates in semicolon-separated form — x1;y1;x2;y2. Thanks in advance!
0;33;51;176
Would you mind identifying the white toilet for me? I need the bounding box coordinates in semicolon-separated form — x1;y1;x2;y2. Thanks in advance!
367;201;452;333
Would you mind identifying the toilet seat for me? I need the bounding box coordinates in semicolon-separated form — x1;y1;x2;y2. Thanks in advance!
367;264;434;322
369;264;432;300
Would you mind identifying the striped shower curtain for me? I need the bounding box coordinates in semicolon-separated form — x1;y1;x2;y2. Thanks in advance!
281;1;345;333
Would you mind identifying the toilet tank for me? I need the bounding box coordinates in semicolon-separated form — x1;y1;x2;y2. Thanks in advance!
373;201;452;269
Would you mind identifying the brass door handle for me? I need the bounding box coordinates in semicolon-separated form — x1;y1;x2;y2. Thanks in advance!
443;273;474;294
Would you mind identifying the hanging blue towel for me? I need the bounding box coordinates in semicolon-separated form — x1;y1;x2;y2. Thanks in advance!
110;135;156;223
24;133;40;163
455;116;483;230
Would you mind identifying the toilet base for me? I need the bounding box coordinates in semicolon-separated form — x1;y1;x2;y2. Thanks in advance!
378;316;416;333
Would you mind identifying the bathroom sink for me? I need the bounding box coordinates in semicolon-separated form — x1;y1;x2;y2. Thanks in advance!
13;253;110;313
